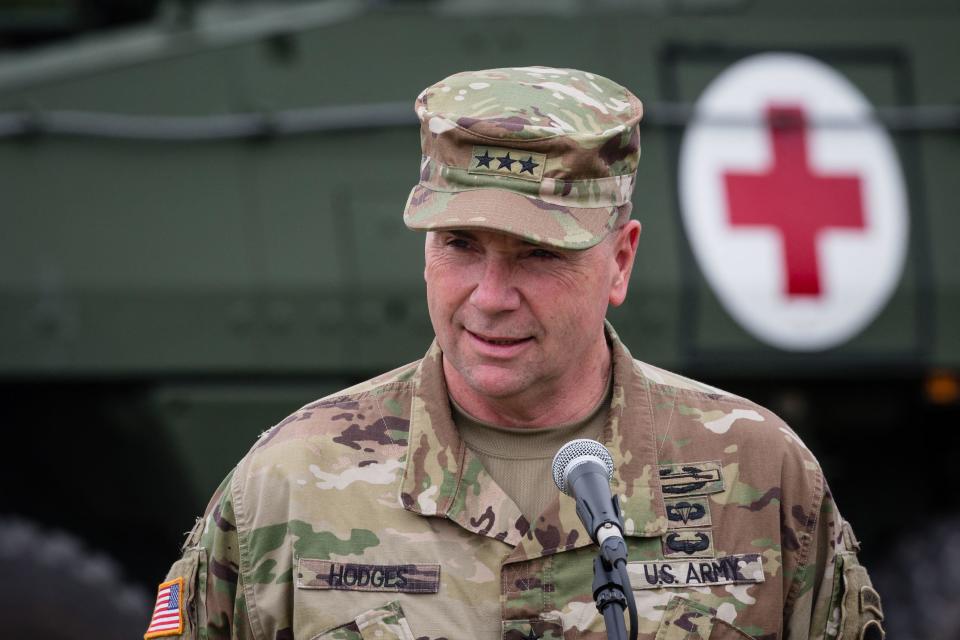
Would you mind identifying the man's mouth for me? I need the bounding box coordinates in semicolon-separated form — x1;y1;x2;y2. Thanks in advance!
467;331;532;346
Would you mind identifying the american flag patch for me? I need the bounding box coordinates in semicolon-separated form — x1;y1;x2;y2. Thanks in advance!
144;577;184;638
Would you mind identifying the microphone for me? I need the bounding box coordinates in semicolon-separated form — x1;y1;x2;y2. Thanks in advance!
553;439;637;640
552;439;624;546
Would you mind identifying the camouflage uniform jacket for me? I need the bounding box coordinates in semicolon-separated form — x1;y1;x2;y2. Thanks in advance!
158;324;883;640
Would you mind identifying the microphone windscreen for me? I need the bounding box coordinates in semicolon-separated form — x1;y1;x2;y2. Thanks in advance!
551;439;615;496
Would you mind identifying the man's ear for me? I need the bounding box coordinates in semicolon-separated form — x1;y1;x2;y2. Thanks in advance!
609;220;642;307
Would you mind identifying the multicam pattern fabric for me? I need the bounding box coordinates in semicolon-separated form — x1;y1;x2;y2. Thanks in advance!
404;67;643;249
154;324;881;640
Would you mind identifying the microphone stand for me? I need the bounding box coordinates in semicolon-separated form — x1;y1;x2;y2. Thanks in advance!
555;444;639;640
591;523;637;640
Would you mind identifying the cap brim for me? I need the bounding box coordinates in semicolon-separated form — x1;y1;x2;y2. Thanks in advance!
403;185;619;250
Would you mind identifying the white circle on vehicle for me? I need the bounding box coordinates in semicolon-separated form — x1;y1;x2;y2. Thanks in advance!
678;53;909;351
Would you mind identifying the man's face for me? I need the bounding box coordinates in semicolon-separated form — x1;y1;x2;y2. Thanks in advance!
424;224;639;405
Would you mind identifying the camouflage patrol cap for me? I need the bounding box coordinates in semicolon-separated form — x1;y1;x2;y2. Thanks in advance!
403;66;643;249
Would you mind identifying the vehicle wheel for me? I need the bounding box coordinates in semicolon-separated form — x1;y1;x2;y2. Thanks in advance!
871;516;960;640
0;516;151;640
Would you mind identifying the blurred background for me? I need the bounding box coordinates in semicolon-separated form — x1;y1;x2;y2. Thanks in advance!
1;0;957;638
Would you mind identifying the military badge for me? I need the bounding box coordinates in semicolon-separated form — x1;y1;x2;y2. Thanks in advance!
468;146;546;182
659;461;725;496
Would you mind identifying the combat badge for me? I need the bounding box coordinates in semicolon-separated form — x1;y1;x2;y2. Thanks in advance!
662;529;716;559
664;496;712;529
659;461;724;496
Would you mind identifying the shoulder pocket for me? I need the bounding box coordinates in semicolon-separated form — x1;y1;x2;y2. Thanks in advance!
837;553;885;640
838;523;885;640
312;601;417;640
655;595;755;640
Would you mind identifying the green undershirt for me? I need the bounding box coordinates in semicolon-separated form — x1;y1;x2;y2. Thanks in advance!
450;379;612;523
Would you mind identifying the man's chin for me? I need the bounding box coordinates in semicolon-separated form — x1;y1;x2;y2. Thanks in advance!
458;365;532;401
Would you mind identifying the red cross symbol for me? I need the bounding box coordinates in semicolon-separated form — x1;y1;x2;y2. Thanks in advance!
723;105;866;297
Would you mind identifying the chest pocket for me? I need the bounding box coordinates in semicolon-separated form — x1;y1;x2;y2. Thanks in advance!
311;601;417;640
655;596;754;640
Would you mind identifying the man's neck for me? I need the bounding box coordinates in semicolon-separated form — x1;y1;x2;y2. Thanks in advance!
443;344;612;429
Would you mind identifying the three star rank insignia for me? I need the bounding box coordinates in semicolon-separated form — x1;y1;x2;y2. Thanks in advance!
469;146;546;182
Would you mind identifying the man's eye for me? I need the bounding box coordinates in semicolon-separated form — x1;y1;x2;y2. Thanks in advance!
529;248;559;260
446;238;471;249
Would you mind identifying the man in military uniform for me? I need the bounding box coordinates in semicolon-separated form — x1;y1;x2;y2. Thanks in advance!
147;67;884;640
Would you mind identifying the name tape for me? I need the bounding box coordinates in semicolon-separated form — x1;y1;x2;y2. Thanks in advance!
627;554;765;590
297;559;440;594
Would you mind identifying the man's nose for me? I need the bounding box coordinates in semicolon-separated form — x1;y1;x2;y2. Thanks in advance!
469;256;521;313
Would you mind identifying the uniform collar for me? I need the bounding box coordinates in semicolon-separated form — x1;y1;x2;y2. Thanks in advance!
398;322;668;562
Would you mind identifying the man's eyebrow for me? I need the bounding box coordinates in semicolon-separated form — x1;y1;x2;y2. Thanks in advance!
443;229;560;252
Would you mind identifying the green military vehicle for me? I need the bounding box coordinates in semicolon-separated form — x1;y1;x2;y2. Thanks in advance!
1;1;957;638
